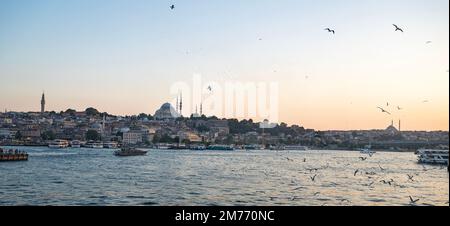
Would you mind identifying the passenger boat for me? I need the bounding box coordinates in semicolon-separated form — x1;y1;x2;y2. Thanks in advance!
114;148;147;157
243;144;264;150
48;139;70;149
207;145;235;151
416;149;449;165
84;141;104;149
0;148;28;162
282;145;309;151
190;145;206;151
103;142;118;149
70;140;81;148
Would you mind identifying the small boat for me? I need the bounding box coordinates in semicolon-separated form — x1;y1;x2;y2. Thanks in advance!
70;140;81;148
282;145;309;151
114;148;147;157
416;149;449;165
103;142;118;149
207;145;235;151
0;148;28;162
190;145;206;151
84;141;104;149
359;145;376;156
49;139;70;149
243;145;264;150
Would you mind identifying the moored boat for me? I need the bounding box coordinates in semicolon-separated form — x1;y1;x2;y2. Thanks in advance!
114;148;147;157
103;142;118;149
49;139;70;149
70;140;81;148
207;145;235;151
84;141;104;149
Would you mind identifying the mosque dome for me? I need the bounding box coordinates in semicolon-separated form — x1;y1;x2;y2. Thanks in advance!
154;103;180;120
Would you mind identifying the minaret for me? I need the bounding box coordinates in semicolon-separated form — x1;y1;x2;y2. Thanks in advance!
200;102;203;116
399;120;401;132
176;96;179;114
179;92;183;116
40;92;45;113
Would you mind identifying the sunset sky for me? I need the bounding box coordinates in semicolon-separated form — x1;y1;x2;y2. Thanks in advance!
0;0;448;131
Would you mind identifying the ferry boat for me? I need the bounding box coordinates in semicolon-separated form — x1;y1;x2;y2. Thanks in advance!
190;145;206;151
103;142;118;149
207;145;235;151
84;141;104;149
114;148;147;157
243;144;264;150
416;149;449;165
0;148;28;162
48;139;70;149
282;145;309;151
70;140;81;148
359;145;376;156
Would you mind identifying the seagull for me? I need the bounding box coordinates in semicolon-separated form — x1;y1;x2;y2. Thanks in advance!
407;174;415;181
310;175;317;182
359;157;368;161
377;107;391;115
286;157;294;162
387;102;389;107
313;192;320;196
170;4;175;10
409;196;420;204
303;158;307;162
397;106;403;110
393;24;404;32
354;169;360;176
378;164;386;171
207;86;212;92
325;28;335;34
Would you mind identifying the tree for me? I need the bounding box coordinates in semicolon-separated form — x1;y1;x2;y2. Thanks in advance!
15;131;22;140
85;107;100;116
86;130;101;141
41;131;56;141
65;109;76;115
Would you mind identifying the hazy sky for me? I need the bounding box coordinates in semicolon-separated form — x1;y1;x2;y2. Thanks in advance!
0;0;448;131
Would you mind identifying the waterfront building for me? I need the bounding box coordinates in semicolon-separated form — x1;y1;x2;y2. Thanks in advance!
123;131;143;145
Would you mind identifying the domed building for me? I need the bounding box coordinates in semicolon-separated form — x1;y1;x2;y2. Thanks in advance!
154;103;180;120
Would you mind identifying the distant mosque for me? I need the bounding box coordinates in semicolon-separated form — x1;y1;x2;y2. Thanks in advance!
154;93;183;120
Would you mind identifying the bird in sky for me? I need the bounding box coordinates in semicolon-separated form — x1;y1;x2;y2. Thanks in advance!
377;107;391;115
170;4;175;10
325;28;335;34
409;196;420;204
310;175;317;182
207;86;212;92
393;24;404;32
359;157;367;161
354;169;360;176
407;174;415;181
397;106;403;110
387;102;389;107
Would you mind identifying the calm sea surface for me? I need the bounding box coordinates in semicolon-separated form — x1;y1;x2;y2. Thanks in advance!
0;146;448;206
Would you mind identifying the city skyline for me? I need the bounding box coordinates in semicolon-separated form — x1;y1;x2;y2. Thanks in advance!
0;0;449;131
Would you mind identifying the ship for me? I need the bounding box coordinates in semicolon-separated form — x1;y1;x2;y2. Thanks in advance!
207;145;235;151
0;148;28;162
103;142;118;149
84;141;104;149
70;140;81;148
416;149;449;165
48;139;70;149
114;148;147;157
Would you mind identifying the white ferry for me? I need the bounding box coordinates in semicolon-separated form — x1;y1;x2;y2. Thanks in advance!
70;140;81;148
103;142;118;149
84;141;104;149
416;149;449;165
48;139;70;149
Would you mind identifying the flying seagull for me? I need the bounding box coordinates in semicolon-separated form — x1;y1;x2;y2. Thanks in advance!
397;106;403;110
325;28;335;34
359;157;368;161
170;5;175;10
407;174;415;181
393;24;404;32
310;175;317;182
354;169;360;176
377;107;391;115
207;86;212;92
409;196;420;204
